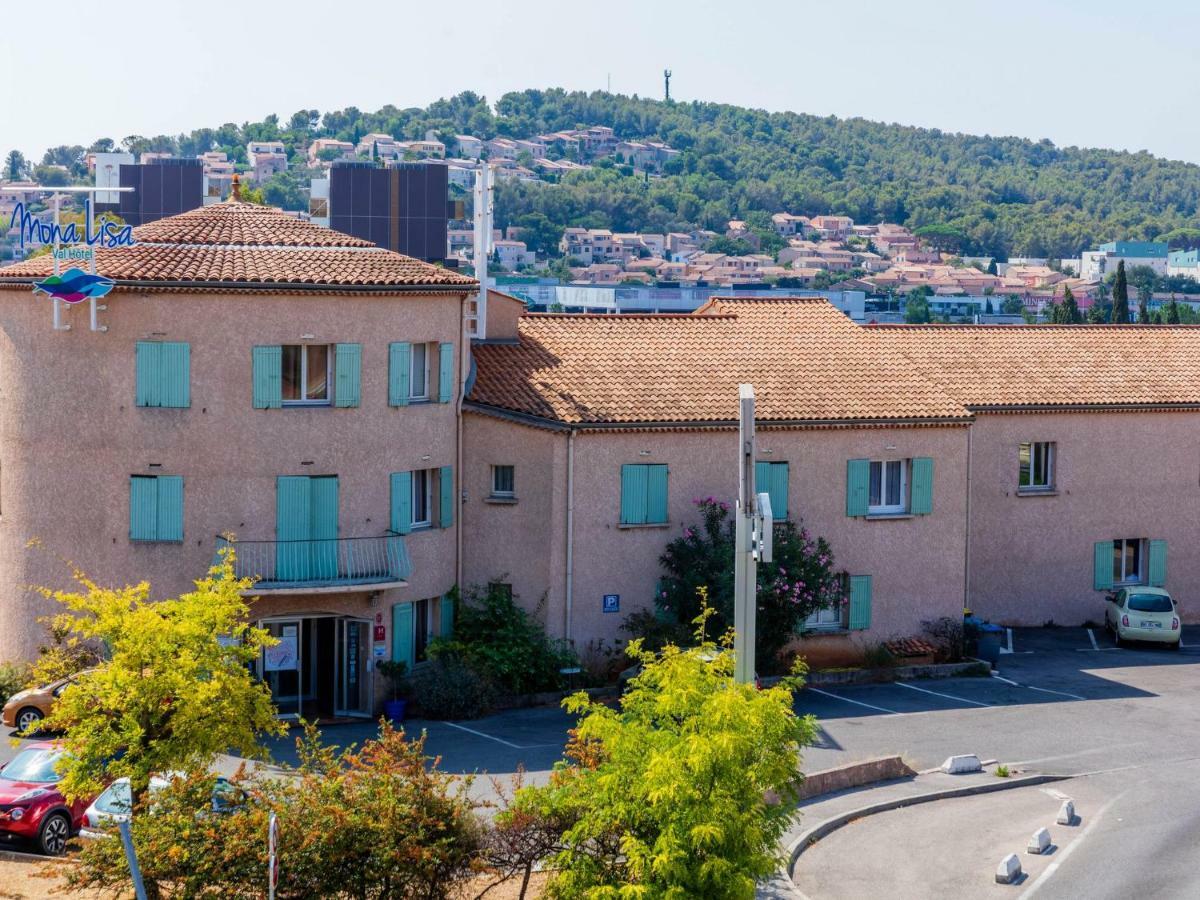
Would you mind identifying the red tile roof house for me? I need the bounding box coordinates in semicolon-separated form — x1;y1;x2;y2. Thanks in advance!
465;300;1200;666
0;201;478;717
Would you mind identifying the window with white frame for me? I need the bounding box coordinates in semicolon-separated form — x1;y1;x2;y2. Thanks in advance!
1019;442;1055;491
411;469;432;528
804;605;843;630
868;460;907;515
281;344;330;404
410;343;429;401
491;465;515;498
1113;538;1146;586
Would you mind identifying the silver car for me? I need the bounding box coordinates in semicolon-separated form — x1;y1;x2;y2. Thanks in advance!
80;775;243;838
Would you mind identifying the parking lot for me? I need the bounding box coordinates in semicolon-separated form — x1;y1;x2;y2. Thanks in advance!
5;624;1200;785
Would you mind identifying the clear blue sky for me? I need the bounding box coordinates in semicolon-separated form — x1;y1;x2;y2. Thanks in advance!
4;0;1198;164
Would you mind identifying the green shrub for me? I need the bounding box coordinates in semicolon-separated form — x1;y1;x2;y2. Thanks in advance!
69;724;485;899
861;643;897;669
506;607;815;898
922;616;966;662
620;608;689;654
435;581;578;696
412;654;497;720
0;662;30;707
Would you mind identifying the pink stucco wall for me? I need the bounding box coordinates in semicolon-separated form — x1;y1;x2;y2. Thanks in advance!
967;411;1200;626
0;286;468;663
463;411;969;663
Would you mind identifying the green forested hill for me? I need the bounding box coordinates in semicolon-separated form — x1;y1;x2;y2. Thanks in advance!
26;89;1200;258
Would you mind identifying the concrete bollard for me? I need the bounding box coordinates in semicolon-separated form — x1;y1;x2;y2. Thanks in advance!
996;853;1022;884
1027;827;1052;854
1057;800;1076;826
940;754;983;774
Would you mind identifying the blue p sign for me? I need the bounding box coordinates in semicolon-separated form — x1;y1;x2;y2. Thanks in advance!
602;594;620;613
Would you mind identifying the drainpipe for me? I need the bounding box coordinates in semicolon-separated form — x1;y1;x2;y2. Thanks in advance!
565;429;576;643
456;293;467;595
963;425;973;614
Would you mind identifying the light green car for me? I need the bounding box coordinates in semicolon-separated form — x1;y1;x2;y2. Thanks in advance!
1104;587;1181;648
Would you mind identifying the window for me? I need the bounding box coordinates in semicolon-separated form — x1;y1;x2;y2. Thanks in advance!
804;605;843;630
129;475;184;543
410;343;429;400
135;342;190;408
281;344;329;404
868;460;907;515
413;598;431;663
411;469;432;529
620;463;669;526
491;465;515;498
1113;538;1145;586
1019;442;1055;491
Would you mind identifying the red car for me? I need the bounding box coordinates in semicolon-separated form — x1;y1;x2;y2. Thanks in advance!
0;742;91;855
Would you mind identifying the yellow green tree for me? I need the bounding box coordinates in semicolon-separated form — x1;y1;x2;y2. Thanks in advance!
31;550;285;812
505;600;815;899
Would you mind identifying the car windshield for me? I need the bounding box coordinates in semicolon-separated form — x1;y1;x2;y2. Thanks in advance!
1128;594;1173;613
95;781;134;814
0;749;64;783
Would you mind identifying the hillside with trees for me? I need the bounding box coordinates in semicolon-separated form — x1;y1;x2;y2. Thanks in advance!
15;89;1200;259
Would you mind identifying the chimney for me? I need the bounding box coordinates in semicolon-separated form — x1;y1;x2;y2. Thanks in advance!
231;173;241;201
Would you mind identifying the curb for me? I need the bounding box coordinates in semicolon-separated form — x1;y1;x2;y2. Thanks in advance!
785;772;1072;877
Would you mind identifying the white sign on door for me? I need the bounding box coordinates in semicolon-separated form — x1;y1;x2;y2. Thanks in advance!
264;633;299;672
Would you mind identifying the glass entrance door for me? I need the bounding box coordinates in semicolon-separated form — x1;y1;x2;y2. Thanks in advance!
262;619;303;718
335;618;372;717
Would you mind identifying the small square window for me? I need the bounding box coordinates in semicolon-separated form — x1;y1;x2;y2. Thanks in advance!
492;465;515;497
868;460;907;515
1019;442;1055;491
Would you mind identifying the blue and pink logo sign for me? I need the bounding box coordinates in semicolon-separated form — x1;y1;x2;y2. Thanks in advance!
32;268;114;304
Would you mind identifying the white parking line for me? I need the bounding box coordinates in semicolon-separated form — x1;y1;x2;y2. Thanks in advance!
894;681;991;708
806;687;900;715
1088;628;1099;650
1023;684;1086;701
438;720;526;749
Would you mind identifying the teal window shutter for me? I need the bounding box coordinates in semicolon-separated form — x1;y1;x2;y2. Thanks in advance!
439;594;455;638
392;602;415;669
135;342;161;407
848;575;873;630
620;464;649;525
389;342;411;406
154;475;184;542
910;457;934;515
253;346;282;409
334;344;361;408
645;464;668;524
276;476;313;581
438;343;454;403
390;471;413;534
439;465;454;528
309;476;339;579
137;342;190;408
1148;540;1167;587
1093;541;1114;591
756;461;789;520
846;459;870;517
129;476;158;541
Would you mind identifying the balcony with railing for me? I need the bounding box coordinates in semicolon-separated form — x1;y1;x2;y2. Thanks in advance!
213;534;412;594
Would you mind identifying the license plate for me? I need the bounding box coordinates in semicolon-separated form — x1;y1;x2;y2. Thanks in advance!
1140;621;1162;628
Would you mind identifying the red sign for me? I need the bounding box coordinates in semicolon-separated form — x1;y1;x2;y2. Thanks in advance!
373;625;386;642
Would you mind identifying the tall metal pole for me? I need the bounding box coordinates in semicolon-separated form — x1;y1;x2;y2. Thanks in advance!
733;384;757;683
472;164;492;339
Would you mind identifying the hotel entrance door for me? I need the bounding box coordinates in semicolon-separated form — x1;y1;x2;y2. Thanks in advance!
259;616;373;720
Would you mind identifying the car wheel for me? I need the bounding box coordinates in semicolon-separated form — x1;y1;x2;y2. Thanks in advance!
15;707;44;733
38;812;71;856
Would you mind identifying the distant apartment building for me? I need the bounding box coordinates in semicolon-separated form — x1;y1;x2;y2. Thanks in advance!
1079;241;1168;280
771;213;809;237
455;136;483;159
308;138;356;167
246;141;288;181
614;140;680;171
493;239;535;270
199;151;235;201
357;133;400;160
96;157;205;226
1167;249;1200;279
809;215;855;240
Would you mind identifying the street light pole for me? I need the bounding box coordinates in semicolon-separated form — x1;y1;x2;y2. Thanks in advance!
733;384;774;685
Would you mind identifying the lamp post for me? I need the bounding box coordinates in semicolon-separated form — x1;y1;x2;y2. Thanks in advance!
733;384;772;684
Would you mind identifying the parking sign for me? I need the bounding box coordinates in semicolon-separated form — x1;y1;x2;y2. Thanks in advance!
603;594;620;613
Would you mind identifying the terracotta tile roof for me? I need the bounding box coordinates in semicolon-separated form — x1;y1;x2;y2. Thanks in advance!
873;324;1200;409
0;201;477;293
468;298;969;426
